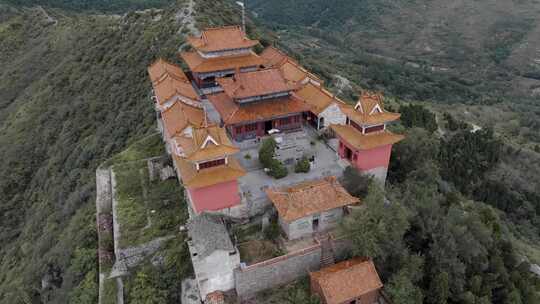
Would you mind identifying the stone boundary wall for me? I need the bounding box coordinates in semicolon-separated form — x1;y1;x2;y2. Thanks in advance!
234;236;354;299
234;243;322;299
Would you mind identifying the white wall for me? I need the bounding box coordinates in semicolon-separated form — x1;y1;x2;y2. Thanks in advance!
319;103;346;129
363;166;388;185
284;207;345;240
286;218;312;240
320;208;343;230
190;248;241;299
198;48;251;58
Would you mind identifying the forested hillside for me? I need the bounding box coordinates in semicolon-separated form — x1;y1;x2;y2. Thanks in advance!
0;1;246;302
250;0;540;96
2;0;170;12
249;1;540;303
250;0;540;146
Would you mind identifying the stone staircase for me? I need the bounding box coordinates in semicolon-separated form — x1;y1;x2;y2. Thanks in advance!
319;234;335;268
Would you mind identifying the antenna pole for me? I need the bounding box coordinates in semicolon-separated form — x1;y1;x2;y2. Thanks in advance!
242;0;246;33
235;0;246;33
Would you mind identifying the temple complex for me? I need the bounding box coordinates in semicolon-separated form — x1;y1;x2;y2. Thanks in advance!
331;91;404;181
146;25;404;302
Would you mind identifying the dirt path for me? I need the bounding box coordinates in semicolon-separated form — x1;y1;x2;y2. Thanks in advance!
36;6;58;25
177;0;199;51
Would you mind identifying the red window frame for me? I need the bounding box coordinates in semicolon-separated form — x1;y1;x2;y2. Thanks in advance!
198;158;225;170
350;120;363;133
245;123;258;132
365;124;384;134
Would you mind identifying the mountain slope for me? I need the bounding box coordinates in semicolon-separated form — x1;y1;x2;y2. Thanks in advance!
0;1;244;302
251;0;540;79
250;0;540;149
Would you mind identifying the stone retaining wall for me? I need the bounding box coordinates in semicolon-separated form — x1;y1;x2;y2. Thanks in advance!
234;236;353;299
234;243;322;299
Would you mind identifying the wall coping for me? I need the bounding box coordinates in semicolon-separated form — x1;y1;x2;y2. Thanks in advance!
238;242;321;272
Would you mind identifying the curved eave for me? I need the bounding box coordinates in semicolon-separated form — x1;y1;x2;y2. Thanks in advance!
330;124;405;150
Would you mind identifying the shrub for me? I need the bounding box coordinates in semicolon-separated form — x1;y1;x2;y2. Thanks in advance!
264;220;280;241
259;137;277;168
269;159;288;179
339;166;372;198
294;157;311;173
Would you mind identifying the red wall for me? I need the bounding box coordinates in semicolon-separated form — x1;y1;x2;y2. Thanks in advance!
355;144;392;170
338;139;393;171
188;180;241;213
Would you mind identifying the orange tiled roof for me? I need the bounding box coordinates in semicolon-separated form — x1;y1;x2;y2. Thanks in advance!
161;102;205;138
330;124;404;150
295;82;343;115
279;60;322;86
342;91;400;125
187;25;259;52
205;291;225;304
180;51;264;73
148;58;189;84
176;125;240;162
310;258;383;304
260;46;289;67
174;154;246;188
260;46;322;85
265;176;359;222
217;69;294;100
208;93;308;125
153;74;199;104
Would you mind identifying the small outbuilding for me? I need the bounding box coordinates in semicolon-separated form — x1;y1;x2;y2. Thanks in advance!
265;176;358;240
187;213;239;299
310;258;383;304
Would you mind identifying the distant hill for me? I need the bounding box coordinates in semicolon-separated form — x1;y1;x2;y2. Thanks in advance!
250;0;540;100
1;0;171;12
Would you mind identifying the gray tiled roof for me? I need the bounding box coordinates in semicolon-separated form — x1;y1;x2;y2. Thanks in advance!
187;213;234;258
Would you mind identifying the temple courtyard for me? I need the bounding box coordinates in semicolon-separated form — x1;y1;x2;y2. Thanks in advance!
234;127;348;216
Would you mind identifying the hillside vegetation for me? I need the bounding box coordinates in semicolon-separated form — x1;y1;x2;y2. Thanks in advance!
251;0;540;92
251;0;540;147
1;0;171;12
0;1;245;302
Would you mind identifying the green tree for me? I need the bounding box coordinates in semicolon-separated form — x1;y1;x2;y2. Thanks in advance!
440;128;501;193
259;137;277;168
388;128;440;183
399;104;438;133
340;183;409;260
429;271;450;304
385;269;424;304
294;157;311;173
269;158;288;179
339;166;372;198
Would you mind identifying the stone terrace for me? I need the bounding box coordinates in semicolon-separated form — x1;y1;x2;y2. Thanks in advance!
234;127;347;216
